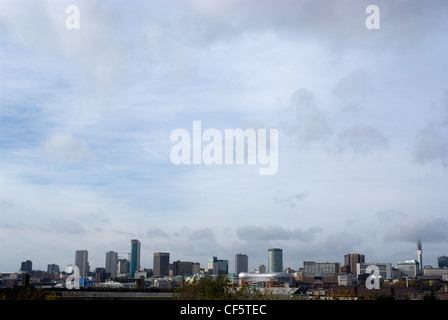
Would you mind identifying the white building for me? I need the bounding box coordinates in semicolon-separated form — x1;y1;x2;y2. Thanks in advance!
356;262;392;279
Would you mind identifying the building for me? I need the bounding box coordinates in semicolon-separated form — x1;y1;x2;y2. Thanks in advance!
259;264;266;273
154;252;170;277
117;258;129;276
239;272;293;287
173;261;200;276
47;264;60;274
105;251;118;278
75;250;89;278
130;239;141;278
438;255;448;268
20;260;32;273
235;253;248;275
357;262;392;279
416;239;423;272
268;248;283;273
303;261;341;277
344;253;365;274
207;256;229;275
397;260;419;278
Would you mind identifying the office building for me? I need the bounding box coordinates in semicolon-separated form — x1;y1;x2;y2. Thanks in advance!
397;260;419;278
235;253;248;275
130;239;141;278
75;250;89;277
20;260;32;273
173;261;200;276
153;252;170;277
438;255;448;268
259;264;266;273
105;251;118;278
268;248;283;273
357;262;392;279
303;261;341;277
47;264;60;274
117;258;129;276
344;253;365;274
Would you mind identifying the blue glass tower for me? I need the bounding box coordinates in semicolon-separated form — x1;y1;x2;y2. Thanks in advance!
130;239;141;278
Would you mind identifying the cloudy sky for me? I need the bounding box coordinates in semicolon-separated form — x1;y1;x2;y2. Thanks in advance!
1;0;448;273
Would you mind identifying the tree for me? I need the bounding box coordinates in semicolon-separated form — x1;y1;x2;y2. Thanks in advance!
174;275;269;300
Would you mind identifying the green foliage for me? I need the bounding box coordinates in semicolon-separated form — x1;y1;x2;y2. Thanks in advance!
174;275;269;300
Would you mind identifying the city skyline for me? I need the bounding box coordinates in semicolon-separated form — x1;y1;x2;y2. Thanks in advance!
6;237;443;276
1;1;448;273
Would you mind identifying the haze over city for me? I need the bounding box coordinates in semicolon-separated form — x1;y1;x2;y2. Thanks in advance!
1;0;448;273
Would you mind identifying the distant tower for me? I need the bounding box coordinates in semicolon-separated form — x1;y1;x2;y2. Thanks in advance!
417;238;423;271
130;239;141;278
268;248;283;273
235;253;248;275
75;250;89;277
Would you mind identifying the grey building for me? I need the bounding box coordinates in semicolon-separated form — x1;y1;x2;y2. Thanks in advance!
75;250;89;277
154;252;170;277
105;251;118;278
235;253;248;275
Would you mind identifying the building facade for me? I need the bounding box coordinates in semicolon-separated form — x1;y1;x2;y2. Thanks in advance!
130;239;141;278
235;253;248;275
75;250;89;278
105;251;118;278
303;261;341;277
153;252;170;277
397;260;419;278
344;253;365;274
438;255;448;268
268;248;283;273
357;262;392;279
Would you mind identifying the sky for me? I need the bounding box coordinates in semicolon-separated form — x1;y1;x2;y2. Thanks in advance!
1;0;448;274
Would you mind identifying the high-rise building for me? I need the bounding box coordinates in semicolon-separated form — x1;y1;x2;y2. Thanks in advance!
438;255;448;268
344;253;365;274
75;250;89;277
173;261;200;276
117;258;129;276
20;260;32;273
153;252;170;277
268;248;283;273
235;253;248;275
417;239;423;271
105;251;118;278
259;264;266;273
47;264;60;274
130;239;141;278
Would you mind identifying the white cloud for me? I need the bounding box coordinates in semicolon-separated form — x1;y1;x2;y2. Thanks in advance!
41;132;93;162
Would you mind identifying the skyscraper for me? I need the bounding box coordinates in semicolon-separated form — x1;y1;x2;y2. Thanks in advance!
235;253;248;275
268;248;283;273
105;251;118;278
20;260;32;273
344;253;365;274
75;250;89;278
417;238;422;271
438;255;448;268
130;239;141;278
153;252;170;277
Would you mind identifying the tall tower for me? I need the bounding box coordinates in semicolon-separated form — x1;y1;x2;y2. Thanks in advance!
417;238;422;271
235;253;248;275
75;250;89;277
153;252;170;277
268;248;283;273
105;251;118;278
130;239;141;278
